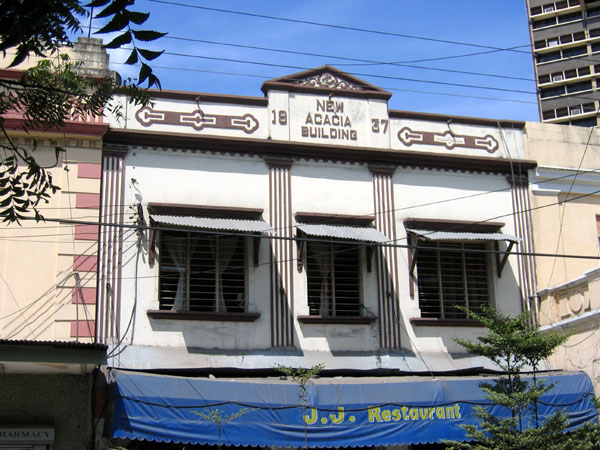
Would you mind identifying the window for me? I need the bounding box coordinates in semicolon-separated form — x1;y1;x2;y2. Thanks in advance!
578;66;591;76
563;45;587;58
557;11;583;22
543;109;556;120
541;85;565;97
571;116;598;126
533;17;558;28
296;214;388;319
159;230;247;312
548;37;560;47
566;80;592;93
414;241;489;320
306;241;361;316
148;203;268;317
406;220;520;322
537;51;561;63
588;6;600;17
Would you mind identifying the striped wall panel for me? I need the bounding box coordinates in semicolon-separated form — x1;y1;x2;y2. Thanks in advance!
509;175;538;317
97;153;126;344
371;167;401;350
267;159;295;348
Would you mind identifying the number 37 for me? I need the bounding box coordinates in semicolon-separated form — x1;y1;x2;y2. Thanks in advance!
371;119;388;134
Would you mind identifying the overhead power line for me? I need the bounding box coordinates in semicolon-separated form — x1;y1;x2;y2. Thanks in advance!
17;182;600;262
163;35;534;82
393;45;532;64
147;0;531;55
115;52;536;95
111;62;536;105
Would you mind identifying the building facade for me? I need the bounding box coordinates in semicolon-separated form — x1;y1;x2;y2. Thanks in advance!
97;67;597;448
0;38;108;450
524;122;600;392
526;0;600;126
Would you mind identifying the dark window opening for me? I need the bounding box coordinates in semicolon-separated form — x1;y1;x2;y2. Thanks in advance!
562;45;587;58
566;80;592;93
541;86;565;97
159;230;246;313
543;109;556;120
588;6;600;17
533;17;557;28
571;116;599;126
558;11;583;22
578;66;591;76
537;51;561;63
306;241;361;317
415;241;489;320
539;74;552;84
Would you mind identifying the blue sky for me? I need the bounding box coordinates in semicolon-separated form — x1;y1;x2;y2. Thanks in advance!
95;1;538;122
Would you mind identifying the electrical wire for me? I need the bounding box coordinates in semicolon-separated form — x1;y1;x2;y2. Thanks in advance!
161;35;534;82
117;50;536;95
146;0;531;54
544;121;597;289
112;62;537;106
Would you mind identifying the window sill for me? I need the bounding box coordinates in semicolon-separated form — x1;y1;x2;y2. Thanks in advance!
297;315;377;324
410;317;483;327
147;310;261;322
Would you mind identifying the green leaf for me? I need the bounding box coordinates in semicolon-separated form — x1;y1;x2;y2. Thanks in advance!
104;31;132;49
95;12;129;34
137;48;163;61
124;49;139;65
127;11;150;25
131;30;167;42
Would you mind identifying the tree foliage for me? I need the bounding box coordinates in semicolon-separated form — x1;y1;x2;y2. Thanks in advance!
445;306;598;450
0;0;165;223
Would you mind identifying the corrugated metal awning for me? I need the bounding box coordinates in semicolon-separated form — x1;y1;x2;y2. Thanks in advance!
297;223;388;243
150;214;271;233
407;228;521;243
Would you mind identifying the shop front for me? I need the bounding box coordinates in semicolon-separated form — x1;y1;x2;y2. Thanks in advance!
108;369;597;448
0;426;55;450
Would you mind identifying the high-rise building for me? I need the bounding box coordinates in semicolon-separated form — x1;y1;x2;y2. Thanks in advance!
526;0;600;126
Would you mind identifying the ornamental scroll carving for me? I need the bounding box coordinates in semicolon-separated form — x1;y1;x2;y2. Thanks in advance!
295;72;363;91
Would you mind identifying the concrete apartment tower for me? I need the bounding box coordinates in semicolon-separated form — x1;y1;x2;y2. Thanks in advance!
525;0;600;126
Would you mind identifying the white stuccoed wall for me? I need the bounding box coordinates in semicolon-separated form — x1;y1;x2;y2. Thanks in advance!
105;68;526;371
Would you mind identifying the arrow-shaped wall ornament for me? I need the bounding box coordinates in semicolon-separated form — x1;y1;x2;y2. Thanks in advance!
135;106;260;134
397;126;499;153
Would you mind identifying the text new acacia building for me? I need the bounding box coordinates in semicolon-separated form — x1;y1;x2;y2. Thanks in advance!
98;67;596;449
526;0;600;126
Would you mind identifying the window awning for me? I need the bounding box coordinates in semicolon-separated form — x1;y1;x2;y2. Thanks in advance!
297;223;389;243
148;214;270;266
407;228;522;243
407;228;521;278
108;370;597;447
150;214;271;233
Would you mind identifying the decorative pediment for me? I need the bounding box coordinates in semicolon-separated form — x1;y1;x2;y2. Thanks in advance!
261;65;391;100
295;71;363;91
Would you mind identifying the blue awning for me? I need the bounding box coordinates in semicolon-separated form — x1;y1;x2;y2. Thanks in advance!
108;370;597;447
